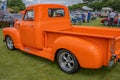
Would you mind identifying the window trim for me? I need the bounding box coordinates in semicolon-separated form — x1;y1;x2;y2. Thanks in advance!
23;9;34;21
48;8;65;18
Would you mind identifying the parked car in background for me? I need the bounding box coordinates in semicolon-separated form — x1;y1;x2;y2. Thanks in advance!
12;14;22;20
101;18;118;26
0;14;15;28
0;14;22;28
0;10;8;18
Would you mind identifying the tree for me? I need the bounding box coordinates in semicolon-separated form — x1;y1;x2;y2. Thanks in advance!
110;0;120;12
7;0;25;13
89;1;103;10
83;0;102;4
69;0;120;12
68;3;85;10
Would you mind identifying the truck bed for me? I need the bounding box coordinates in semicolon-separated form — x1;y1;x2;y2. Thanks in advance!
45;26;120;59
45;26;120;39
72;26;120;38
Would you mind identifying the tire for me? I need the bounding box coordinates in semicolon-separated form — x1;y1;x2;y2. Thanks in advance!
5;36;15;50
104;20;109;26
57;49;79;74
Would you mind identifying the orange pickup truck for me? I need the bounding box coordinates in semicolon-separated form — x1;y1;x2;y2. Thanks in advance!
2;4;120;74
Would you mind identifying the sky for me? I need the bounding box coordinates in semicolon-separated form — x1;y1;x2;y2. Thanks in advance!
23;0;83;6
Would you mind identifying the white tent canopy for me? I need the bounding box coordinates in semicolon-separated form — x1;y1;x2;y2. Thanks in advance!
82;6;93;11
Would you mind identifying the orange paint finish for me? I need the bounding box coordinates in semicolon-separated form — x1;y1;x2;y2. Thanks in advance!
52;36;103;68
2;27;23;49
2;4;120;70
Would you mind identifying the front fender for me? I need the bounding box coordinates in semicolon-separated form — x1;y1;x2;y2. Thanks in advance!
2;28;22;49
53;36;103;69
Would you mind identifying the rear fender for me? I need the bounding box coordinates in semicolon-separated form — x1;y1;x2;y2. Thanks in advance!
2;28;22;49
52;36;103;69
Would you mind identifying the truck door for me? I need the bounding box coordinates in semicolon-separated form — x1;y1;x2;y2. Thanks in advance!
20;9;35;47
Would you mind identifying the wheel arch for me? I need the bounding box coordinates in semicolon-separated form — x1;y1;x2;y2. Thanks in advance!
3;28;22;49
52;36;104;69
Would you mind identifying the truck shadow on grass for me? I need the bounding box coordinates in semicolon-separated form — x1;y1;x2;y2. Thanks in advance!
18;50;120;75
17;50;52;63
76;63;120;80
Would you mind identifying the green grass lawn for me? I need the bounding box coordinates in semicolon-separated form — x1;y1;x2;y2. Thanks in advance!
76;18;118;28
0;19;120;80
79;18;104;27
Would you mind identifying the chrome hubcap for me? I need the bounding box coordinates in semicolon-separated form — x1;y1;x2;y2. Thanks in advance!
6;37;14;49
59;52;74;71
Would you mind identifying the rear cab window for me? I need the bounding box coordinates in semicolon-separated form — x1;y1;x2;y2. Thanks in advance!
48;8;65;17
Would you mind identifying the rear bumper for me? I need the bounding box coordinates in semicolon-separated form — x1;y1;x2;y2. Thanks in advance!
109;52;120;67
108;54;116;68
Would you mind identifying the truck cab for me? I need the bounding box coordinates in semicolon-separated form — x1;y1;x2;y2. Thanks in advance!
2;4;120;74
18;4;71;49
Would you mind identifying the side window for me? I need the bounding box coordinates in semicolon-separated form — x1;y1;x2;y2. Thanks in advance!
48;8;64;17
24;10;34;21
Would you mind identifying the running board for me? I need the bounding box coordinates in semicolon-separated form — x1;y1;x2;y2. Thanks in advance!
20;47;53;61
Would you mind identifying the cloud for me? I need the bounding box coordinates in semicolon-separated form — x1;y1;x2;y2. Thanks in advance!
23;0;83;6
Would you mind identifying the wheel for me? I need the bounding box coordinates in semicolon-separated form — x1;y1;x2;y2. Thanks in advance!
57;49;79;74
5;36;15;50
104;20;109;26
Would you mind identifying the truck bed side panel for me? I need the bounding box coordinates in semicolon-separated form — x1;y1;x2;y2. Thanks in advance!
45;31;110;68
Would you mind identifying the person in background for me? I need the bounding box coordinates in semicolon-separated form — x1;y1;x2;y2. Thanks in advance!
109;10;116;27
107;11;111;18
94;12;98;20
81;13;85;23
77;14;82;25
72;14;78;25
117;14;120;27
91;13;95;21
85;11;88;22
87;11;91;23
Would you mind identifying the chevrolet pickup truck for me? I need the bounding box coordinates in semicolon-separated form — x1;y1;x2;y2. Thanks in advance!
2;4;120;74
